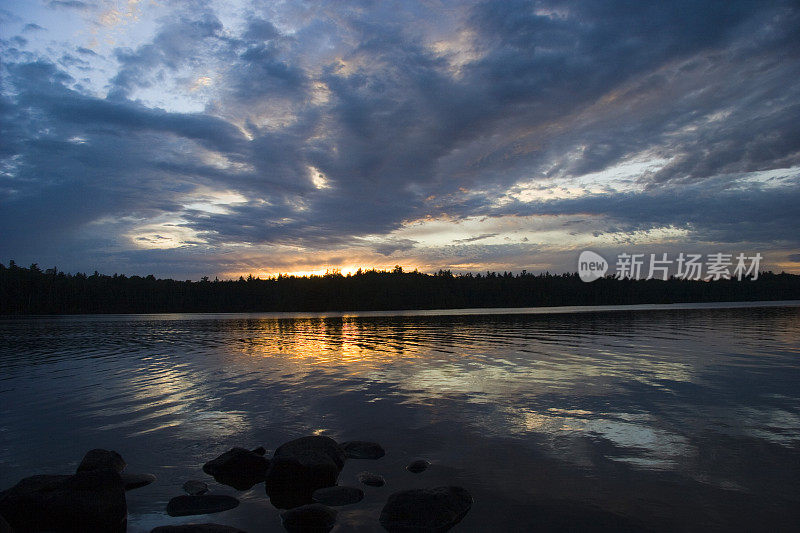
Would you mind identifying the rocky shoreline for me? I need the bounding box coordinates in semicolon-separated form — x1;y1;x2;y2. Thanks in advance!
0;437;472;532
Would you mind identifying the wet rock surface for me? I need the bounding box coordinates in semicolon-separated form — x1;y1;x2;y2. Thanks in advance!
341;441;385;460
77;449;126;474
203;447;269;490
281;503;337;533
312;485;364;506
0;469;127;532
357;471;386;487
265;436;345;509
166;495;240;517
379;486;472;532
406;459;430;473
183;480;210;495
151;524;247;533
121;472;157;490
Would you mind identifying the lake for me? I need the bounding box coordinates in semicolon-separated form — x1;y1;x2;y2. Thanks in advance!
2;301;800;531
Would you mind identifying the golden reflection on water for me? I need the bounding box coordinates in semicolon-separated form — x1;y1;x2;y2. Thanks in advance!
79;308;800;458
206;314;759;404
232;317;423;367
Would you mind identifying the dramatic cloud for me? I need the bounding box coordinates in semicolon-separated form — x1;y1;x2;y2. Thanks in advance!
1;0;798;278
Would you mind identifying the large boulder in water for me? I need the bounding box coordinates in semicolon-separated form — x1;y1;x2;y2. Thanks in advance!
0;469;127;532
202;447;269;490
77;449;126;474
379;486;472;532
265;436;346;509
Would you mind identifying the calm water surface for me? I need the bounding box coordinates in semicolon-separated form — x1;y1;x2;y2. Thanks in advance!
2;302;800;531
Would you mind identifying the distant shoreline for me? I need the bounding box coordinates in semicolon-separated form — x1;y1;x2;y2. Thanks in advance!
3;262;800;315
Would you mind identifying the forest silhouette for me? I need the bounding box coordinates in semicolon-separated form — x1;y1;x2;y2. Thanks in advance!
1;260;799;314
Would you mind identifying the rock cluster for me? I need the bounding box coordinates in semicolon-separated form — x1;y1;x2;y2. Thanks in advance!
0;439;472;533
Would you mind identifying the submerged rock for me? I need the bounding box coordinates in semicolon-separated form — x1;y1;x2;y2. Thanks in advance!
166;495;240;517
357;471;386;487
406;459;430;473
77;449;126;474
151;524;247;533
312;485;364;506
341;441;385;460
281;504;337;533
202;447;269;490
183;480;210;495
265;436;346;509
380;486;472;532
121;472;157;490
0;469;127;532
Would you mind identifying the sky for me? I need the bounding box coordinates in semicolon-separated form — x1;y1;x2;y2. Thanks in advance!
1;0;799;280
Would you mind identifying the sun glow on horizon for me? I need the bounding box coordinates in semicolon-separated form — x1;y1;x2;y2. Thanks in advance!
221;263;428;280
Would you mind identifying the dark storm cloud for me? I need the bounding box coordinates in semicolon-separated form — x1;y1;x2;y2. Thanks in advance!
2;0;800;276
8;62;246;152
493;180;800;245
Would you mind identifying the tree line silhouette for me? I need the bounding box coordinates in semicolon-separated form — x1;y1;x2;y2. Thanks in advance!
1;260;799;314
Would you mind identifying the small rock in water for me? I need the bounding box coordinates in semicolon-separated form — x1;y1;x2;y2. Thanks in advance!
183;480;209;495
76;448;126;473
151;525;247;533
202;447;269;490
121;472;156;490
406;459;430;473
340;441;385;460
166;495;239;517
357;471;385;487
151;524;247;533
312;485;364;506
379;486;472;532
281;504;337;533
